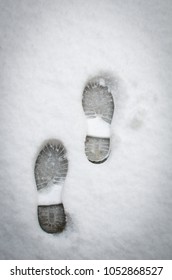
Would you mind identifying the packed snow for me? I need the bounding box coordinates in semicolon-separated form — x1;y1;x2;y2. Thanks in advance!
0;0;172;259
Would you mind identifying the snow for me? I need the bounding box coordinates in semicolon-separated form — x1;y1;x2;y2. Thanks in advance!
87;117;111;138
0;0;172;259
38;184;63;205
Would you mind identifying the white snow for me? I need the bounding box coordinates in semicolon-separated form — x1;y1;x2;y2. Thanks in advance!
86;117;111;138
38;184;63;205
0;0;172;259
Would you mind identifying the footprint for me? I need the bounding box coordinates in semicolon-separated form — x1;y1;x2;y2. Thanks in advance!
82;77;114;163
34;140;68;233
130;109;146;130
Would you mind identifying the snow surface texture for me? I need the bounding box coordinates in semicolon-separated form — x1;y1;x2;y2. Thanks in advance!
0;0;172;259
